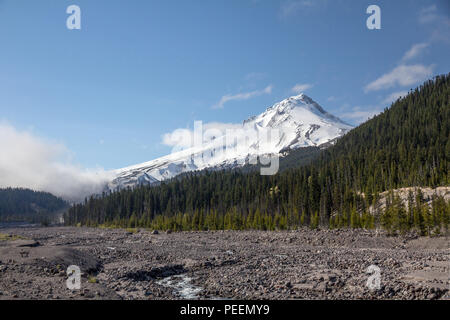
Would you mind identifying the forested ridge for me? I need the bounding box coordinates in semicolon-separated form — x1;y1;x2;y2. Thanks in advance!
0;188;68;223
65;75;450;235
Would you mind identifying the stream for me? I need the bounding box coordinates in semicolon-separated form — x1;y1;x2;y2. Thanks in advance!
156;274;202;299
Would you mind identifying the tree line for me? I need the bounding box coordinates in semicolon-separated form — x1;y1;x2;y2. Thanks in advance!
0;188;68;223
65;74;450;235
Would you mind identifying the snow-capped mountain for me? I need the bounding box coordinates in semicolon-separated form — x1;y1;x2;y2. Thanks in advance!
109;93;353;190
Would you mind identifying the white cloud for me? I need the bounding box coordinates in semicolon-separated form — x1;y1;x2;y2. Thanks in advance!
0;123;112;201
401;43;429;61
280;0;315;17
162;122;242;149
327;96;338;102
364;64;434;92
383;91;409;104
418;5;450;43
212;85;273;109
245;72;267;81
341;106;383;125
419;5;438;24
162;128;194;149
291;83;313;94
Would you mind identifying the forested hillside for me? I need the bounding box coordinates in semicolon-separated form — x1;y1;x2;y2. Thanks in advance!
65;75;450;235
0;188;68;223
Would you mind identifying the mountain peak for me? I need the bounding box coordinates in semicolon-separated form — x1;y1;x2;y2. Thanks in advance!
258;93;350;127
291;92;312;101
110;93;353;189
267;93;319;112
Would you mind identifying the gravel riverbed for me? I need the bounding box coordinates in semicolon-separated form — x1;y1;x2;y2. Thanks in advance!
0;227;448;300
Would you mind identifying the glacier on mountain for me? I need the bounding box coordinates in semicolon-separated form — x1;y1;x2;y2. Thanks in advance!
108;93;353;190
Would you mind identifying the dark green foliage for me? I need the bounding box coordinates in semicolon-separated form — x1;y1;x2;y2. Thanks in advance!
379;191;449;236
0;188;68;223
278;146;321;171
233;146;321;174
66;75;450;233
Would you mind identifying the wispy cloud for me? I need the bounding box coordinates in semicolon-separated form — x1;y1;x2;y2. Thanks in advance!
383;91;409;104
291;83;313;94
0;122;112;201
401;43;429;62
364;64;434;92
245;72;267;81
162;122;242;150
341;106;383;125
279;0;317;17
419;5;438;24
327;96;338;102
212;85;273;109
418;4;450;43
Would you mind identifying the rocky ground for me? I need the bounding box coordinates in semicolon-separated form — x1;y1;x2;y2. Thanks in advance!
0;226;448;300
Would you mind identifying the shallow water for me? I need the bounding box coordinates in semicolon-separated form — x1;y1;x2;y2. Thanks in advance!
156;274;202;299
0;222;39;229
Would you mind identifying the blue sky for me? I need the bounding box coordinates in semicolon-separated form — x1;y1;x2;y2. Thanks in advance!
0;0;449;170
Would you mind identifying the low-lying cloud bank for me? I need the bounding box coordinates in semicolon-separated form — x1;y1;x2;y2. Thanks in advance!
162;122;243;150
0;123;112;202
